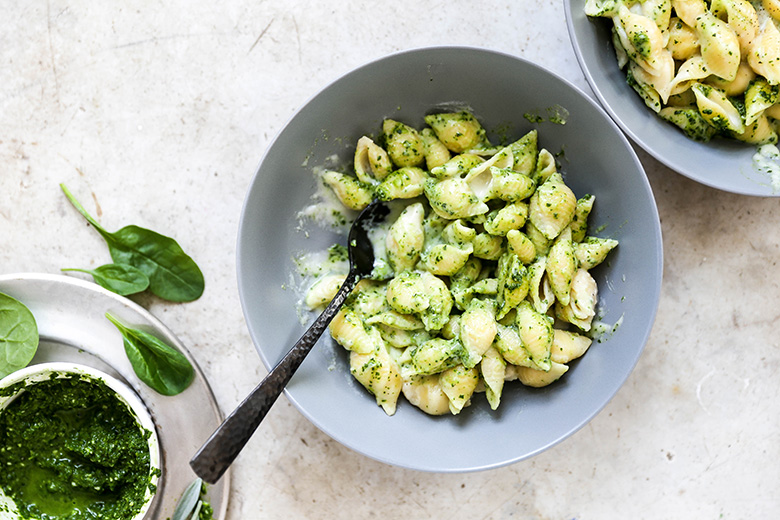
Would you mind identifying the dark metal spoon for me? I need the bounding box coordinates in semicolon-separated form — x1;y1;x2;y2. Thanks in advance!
190;200;390;484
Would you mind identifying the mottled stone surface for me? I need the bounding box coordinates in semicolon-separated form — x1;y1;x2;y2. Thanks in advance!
2;1;779;518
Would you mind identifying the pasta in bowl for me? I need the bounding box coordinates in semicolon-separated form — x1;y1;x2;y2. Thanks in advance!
305;113;619;418
237;47;662;471
566;0;780;195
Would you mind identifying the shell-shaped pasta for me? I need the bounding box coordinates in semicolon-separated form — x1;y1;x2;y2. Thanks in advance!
348;280;388;318
613;4;668;74
632;50;676;103
442;218;477;246
692;82;746;134
354;136;393;185
642;0;673;37
420;128;451;170
402;375;450;415
551;329;593;364
612;25;631;69
509;130;538;176
627;62;663;112
330;307;381;354
570;194;595;243
765;0;780;22
506;229;536;264
585;0;619;17
480;346;506;410
515;361;569;388
710;0;759;54
667;17;700;60
705;61;756;95
365;310;424;331
528;172;577;240
350;344;403;415
386;202;425;272
532;148;557;185
422;243;473;276
409;338;463;375
748;18;780;85
484;202;529;236
305;274;346;309
439;364;480;415
575;236;619;269
470;278;499;297
515;300;553;371
472;232;505;260
486;167;536;203
526;256;555;314
546;227;577;307
449;257;482;310
745;78;780;125
525;221;552;257
459;298;498;368
424;112;488;153
668;55;710;96
733;113;779;144
696;11;741;81
429;153;484;179
658;105;718;141
376;324;417;348
375;166;426;201
424;177;489;219
382;119;425;167
420;272;454;331
493;323;536;368
555;268;599;331
386;270;429;315
497;253;530;320
321;170;373;210
671;0;707;27
465;147;514;199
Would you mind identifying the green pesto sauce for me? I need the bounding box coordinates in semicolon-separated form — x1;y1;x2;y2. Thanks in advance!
0;376;153;520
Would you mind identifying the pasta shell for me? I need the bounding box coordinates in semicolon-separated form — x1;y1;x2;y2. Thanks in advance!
691;82;746;134
696;10;741;81
439;365;480;415
424;111;488;153
420;128;451;170
350;344;402;415
354;136;392;185
480;347;506;410
528;172;577;240
546;227;577;306
386;202;425;272
748;18;780;84
402;375;450;415
382;119;425;167
515;362;569;388
515;301;553;372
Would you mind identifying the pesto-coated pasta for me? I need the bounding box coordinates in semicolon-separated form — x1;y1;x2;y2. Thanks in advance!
306;111;618;416
587;0;780;145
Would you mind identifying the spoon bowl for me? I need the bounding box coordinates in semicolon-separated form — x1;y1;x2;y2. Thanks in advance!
190;201;389;484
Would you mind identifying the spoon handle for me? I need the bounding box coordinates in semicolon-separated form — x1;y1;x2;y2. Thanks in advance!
189;270;360;483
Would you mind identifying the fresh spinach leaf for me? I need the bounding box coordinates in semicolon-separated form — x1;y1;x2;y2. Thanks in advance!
61;184;205;302
172;478;204;520
105;312;194;396
0;292;39;379
62;264;150;296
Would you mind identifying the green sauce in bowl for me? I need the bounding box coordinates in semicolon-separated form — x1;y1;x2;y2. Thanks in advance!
0;375;156;519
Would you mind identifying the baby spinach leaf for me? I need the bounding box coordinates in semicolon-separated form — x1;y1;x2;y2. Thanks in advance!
106;312;194;396
172;478;203;520
62;264;150;296
0;292;39;379
61;184;205;302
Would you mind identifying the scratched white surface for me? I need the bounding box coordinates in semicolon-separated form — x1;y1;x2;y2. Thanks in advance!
2;1;780;518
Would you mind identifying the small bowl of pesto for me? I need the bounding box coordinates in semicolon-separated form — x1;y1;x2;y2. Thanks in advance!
0;362;161;520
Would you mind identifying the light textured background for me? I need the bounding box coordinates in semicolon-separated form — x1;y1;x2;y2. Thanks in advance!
2;1;779;518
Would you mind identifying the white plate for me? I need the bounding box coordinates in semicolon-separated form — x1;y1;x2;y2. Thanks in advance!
0;273;230;519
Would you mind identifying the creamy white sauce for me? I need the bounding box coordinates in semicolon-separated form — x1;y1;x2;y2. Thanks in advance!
752;144;780;193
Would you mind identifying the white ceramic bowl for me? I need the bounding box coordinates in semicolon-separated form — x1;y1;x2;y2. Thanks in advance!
565;0;780;196
237;46;663;472
0;362;161;519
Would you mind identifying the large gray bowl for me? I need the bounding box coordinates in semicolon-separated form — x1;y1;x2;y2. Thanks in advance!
237;46;663;472
565;1;779;196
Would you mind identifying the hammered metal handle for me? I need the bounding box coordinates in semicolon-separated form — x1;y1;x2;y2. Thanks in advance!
189;270;359;483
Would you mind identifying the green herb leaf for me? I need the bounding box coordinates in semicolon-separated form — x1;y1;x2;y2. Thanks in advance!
105;312;194;396
62;264;150;296
0;293;39;379
172;478;203;520
61;184;205;302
